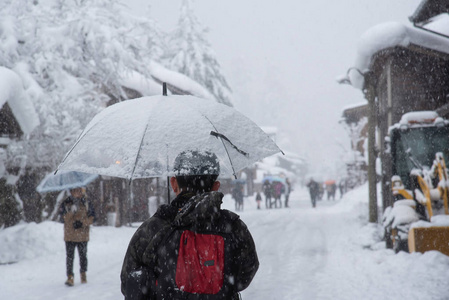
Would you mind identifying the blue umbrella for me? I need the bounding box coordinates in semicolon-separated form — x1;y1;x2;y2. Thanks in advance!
232;178;246;185
262;175;286;185
36;170;98;193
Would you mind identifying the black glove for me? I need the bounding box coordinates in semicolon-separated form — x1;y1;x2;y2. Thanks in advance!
73;220;83;229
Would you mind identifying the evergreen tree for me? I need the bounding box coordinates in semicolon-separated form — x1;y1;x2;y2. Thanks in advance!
165;0;232;106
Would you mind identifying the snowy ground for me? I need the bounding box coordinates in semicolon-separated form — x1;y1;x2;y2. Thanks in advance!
2;184;449;300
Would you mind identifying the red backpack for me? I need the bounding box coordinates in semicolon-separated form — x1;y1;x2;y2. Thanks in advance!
154;227;236;299
175;230;225;294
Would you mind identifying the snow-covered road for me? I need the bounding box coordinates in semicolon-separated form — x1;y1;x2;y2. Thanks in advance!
241;191;330;299
2;184;449;299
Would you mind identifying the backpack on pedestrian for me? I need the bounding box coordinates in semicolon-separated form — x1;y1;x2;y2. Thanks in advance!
127;192;244;300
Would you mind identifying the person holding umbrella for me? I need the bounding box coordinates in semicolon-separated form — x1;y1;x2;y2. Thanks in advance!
120;150;259;299
58;187;96;286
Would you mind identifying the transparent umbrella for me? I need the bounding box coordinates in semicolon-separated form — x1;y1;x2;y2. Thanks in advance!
57;95;283;180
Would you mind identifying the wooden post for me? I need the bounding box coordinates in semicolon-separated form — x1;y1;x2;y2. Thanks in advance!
365;72;378;223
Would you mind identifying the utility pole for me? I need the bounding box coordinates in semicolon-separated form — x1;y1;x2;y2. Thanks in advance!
364;71;378;223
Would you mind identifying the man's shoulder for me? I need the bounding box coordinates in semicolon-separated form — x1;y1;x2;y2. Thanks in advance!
214;208;247;234
219;208;240;222
135;204;177;234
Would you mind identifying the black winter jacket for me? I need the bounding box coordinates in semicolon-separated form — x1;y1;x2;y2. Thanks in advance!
120;191;259;299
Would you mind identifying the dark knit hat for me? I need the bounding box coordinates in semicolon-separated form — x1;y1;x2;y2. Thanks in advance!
173;150;220;176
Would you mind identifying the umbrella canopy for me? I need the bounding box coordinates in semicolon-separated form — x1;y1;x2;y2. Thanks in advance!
36;170;98;193
57;95;283;179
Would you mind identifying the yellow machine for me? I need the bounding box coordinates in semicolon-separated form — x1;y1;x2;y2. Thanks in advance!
389;153;449;254
383;112;449;254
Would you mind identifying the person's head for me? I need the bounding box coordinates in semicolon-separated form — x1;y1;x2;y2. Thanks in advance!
70;187;83;199
170;150;220;195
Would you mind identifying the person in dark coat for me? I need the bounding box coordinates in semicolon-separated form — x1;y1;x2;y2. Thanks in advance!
256;191;262;209
284;178;291;208
120;150;259;300
326;182;337;201
232;185;244;211
263;180;272;208
339;180;346;199
59;187;95;286
307;178;320;208
273;181;283;208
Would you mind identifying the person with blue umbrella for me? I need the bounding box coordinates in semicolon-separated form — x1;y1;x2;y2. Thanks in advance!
58;187;96;286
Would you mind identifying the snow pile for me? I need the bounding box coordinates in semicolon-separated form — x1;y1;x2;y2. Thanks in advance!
412;215;449;229
383;200;420;228
399;111;439;125
0;221;63;264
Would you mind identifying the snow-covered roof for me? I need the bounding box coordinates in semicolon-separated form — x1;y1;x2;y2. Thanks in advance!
349;16;449;89
254;153;295;181
342;101;368;111
120;60;216;101
119;71;164;97
280;150;305;165
0;67;39;135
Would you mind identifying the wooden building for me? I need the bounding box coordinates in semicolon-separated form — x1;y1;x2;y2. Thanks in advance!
342;0;449;211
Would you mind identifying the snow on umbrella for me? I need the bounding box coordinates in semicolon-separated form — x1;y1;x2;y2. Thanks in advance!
36;170;98;193
57;95;283;179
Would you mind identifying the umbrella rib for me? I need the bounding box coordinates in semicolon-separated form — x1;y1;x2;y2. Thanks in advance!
129;122;151;181
203;116;238;179
210;131;249;157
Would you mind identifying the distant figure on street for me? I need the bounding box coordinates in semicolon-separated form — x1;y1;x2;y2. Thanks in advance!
59;187;95;286
256;191;262;209
284;178;291;208
326;182;337;201
232;185;244;211
339;180;346;199
273;181;283;208
307;178;320;208
263;180;272;209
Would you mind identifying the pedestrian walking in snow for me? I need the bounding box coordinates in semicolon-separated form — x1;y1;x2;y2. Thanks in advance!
273;181;283;208
326;182;337;201
256;191;262;209
58;187;95;286
232;185;244;211
263;180;272;208
121;150;259;300
284;178;291;208
339;180;346;199
307;178;320;208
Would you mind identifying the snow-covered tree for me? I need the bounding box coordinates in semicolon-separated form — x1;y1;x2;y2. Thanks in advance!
165;0;233;106
0;0;156;169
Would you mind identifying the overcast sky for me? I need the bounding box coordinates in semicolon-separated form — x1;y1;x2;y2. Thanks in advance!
128;0;422;178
